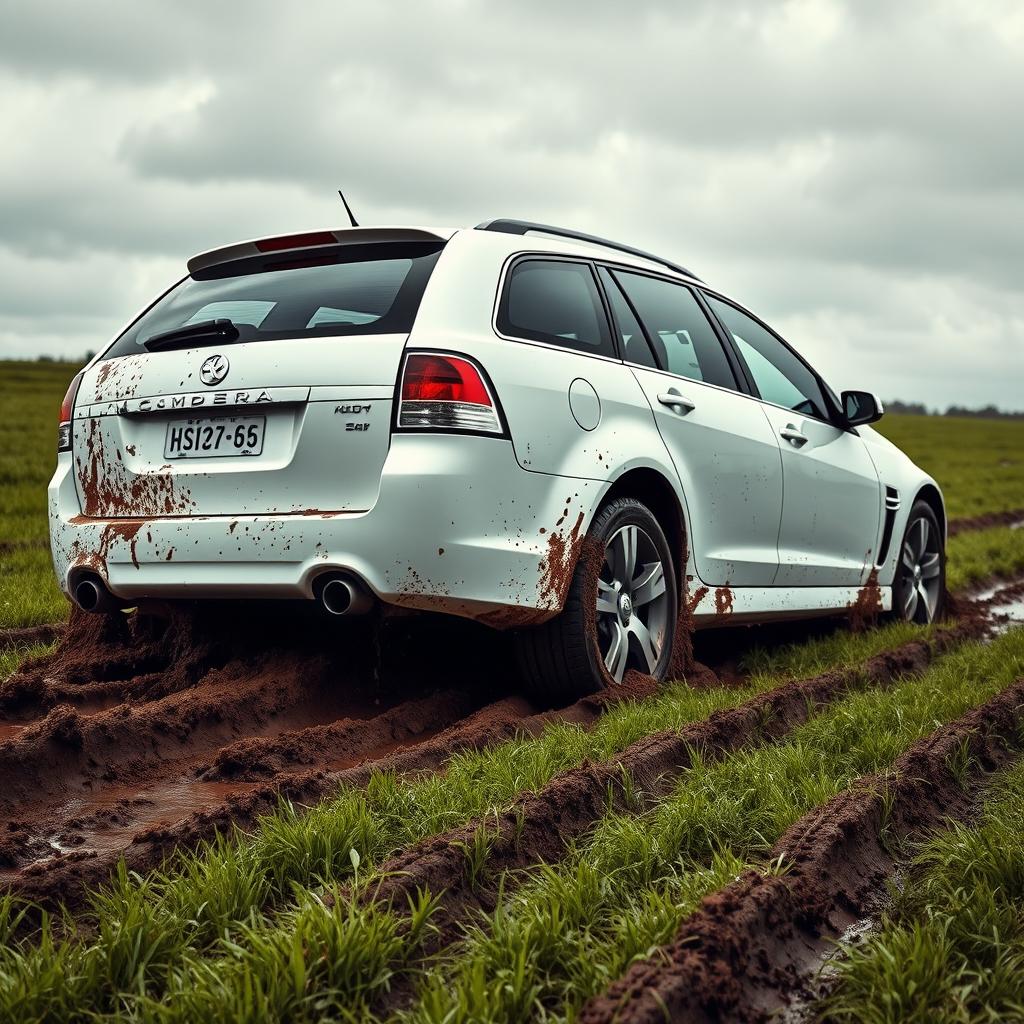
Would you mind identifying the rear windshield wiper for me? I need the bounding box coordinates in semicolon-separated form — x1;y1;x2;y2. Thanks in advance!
142;318;240;352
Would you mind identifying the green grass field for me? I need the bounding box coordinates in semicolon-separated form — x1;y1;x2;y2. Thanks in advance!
0;360;81;628
875;414;1024;520
2;359;1024;1023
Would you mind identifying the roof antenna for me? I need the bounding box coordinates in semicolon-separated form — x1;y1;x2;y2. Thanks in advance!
337;190;359;228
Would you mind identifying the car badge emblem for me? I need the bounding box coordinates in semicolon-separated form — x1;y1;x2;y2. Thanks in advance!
200;354;230;386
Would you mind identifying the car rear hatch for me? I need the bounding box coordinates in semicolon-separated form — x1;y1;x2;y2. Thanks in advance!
72;228;449;518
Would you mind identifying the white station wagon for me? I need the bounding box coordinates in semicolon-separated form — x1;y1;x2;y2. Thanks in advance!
50;220;946;699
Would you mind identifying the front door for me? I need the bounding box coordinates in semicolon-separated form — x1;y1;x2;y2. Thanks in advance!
704;294;881;586
605;268;784;587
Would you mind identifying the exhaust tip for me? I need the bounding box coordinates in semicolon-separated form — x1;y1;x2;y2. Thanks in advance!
316;574;374;617
73;575;113;613
321;578;353;616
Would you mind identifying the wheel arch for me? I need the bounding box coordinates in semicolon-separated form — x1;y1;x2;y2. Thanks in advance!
913;483;947;544
596;466;688;599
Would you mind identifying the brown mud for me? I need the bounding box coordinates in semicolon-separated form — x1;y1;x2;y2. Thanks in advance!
0;545;1010;919
848;567;883;631
0;603;662;911
577;675;1024;1024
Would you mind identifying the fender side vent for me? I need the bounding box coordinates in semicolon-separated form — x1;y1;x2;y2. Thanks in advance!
877;487;900;567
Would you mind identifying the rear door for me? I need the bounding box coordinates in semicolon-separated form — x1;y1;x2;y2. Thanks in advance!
604;267;784;587
72;239;442;518
488;256;657;481
704;294;881;586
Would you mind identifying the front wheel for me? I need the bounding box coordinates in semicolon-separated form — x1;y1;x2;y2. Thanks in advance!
515;497;678;705
891;500;946;624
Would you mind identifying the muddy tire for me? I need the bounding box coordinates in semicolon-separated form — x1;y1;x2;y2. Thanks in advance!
515;497;678;706
891;499;946;624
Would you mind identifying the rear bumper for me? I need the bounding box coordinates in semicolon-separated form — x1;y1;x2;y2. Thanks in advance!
48;435;603;626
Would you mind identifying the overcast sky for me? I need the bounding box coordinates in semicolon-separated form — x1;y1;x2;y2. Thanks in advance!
2;0;1022;409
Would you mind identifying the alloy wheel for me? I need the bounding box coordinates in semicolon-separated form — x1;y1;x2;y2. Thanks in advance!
596;524;671;682
899;515;943;624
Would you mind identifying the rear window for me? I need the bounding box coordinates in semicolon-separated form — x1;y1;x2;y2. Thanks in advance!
104;243;442;359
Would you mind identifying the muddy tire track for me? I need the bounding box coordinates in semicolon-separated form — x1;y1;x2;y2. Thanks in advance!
947;507;1024;537
0;607;660;911
0;607;398;813
6;687;657;912
577;676;1024;1024
343;618;988;1011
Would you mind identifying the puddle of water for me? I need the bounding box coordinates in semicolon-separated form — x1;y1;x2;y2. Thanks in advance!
974;580;1024;634
992;597;1024;632
11;776;261;873
976;581;1017;602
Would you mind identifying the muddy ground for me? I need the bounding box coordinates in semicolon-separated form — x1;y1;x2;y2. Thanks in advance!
1;579;1021;925
0;598;689;909
0;584;871;911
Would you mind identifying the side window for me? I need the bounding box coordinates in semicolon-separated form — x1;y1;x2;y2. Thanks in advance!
498;259;613;357
614;271;738;390
596;266;657;368
705;295;829;420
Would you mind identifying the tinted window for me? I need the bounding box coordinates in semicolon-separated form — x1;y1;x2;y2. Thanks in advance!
498;259;613;357
597;266;657;367
705;295;829;420
614;272;737;389
106;245;442;359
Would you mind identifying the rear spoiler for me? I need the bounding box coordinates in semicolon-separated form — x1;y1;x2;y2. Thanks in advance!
187;227;455;279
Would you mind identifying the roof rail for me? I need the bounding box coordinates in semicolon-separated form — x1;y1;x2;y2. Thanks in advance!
475;218;701;282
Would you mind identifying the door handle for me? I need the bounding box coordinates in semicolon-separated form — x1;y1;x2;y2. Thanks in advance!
657;392;696;414
780;424;808;447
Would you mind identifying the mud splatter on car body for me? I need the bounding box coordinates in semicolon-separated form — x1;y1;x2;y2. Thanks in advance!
714;586;734;619
849;567;883;630
538;510;586;607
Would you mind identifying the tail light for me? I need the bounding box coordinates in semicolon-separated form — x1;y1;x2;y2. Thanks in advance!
397;353;504;434
254;231;337;252
57;371;84;452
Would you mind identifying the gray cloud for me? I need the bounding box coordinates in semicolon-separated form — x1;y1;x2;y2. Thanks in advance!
0;0;1021;409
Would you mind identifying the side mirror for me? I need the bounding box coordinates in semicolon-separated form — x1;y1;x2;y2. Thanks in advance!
842;390;884;427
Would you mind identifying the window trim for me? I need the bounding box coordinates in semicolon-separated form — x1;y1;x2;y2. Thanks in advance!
699;288;843;427
594;264;655;367
489;250;843;426
492;253;620;362
601;263;747;395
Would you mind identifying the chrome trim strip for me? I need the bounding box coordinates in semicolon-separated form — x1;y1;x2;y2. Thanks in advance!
76;386;311;418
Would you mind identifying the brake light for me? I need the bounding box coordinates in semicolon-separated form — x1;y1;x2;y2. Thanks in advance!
397;353;503;434
254;231;337;252
57;371;84;452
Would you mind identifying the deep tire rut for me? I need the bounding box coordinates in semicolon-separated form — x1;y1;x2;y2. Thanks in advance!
0;607;658;911
577;675;1024;1024
347;618;986;1002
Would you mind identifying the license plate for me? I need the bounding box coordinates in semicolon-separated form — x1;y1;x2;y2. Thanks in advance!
164;416;266;459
